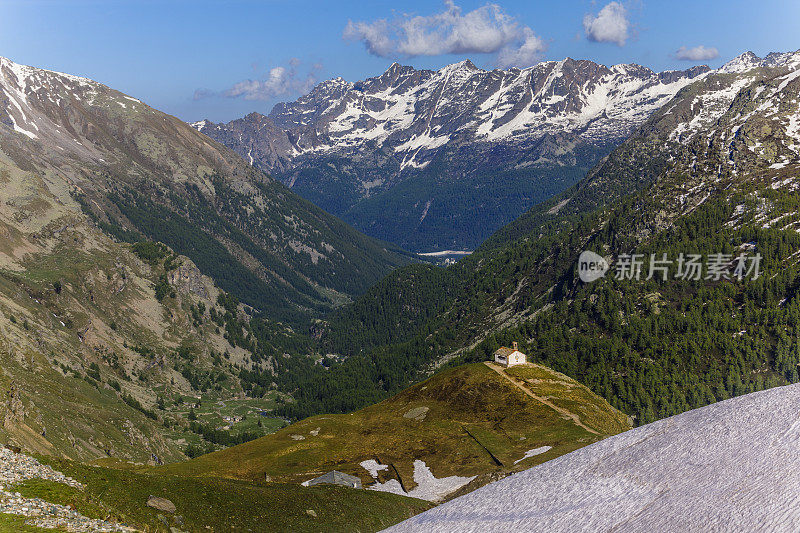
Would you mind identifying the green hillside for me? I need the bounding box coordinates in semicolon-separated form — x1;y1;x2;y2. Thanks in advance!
0;362;626;532
157;363;630;496
20;457;431;533
0;56;416;466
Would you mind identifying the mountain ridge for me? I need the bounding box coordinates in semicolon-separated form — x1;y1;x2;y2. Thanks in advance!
0;54;412;463
195;57;710;251
0;54;411;324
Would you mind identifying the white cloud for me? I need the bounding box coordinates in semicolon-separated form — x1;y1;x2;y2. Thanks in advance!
583;2;629;46
344;19;394;57
195;60;320;101
343;0;546;67
675;45;719;61
497;28;546;68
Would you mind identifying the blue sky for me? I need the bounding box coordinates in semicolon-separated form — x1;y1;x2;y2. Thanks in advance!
1;0;799;122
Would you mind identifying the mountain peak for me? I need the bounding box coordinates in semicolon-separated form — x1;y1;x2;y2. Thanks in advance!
191;119;211;131
0;55;22;70
244;111;268;121
0;55;32;86
439;59;480;75
317;76;350;88
379;61;416;79
0;55;95;88
610;62;653;75
718;50;800;74
719;51;762;73
301;76;352;100
460;58;477;70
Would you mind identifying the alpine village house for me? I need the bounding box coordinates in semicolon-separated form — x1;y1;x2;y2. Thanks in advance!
494;342;526;367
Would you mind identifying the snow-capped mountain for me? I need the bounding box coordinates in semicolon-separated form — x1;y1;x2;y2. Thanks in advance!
197;59;708;171
666;50;800;143
488;49;800;250
386;383;800;532
629;49;800;221
195;59;709;251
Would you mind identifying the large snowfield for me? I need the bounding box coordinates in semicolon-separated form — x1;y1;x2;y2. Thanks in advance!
386;384;800;532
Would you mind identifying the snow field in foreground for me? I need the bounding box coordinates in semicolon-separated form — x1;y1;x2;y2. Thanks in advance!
386;383;800;532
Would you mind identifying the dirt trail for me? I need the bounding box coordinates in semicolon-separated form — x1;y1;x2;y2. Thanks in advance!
484;362;601;436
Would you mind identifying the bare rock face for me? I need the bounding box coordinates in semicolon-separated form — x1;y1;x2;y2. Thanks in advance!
167;260;214;301
402;406;429;421
3;382;25;429
147;495;176;513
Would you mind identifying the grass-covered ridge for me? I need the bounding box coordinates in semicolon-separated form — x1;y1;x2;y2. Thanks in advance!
0;362;625;531
157;363;630;496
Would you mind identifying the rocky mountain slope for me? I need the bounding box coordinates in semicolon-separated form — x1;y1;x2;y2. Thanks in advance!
0;446;133;531
0;56;409;326
158;362;630;503
387;383;800;532
487;49;800;246
195;59;708;251
0;117;282;464
0;144;223;463
295;50;800;426
0;55;413;465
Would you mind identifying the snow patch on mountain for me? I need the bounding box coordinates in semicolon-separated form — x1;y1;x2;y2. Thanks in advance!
360;459;389;479
0;55;135;156
512;446;551;465
396;132;450;153
386;383;800;532
475;63;702;143
369;459;475;503
777;68;800;92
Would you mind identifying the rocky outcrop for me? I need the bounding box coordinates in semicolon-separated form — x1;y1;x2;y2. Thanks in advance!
147;495;176;513
0;446;134;531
